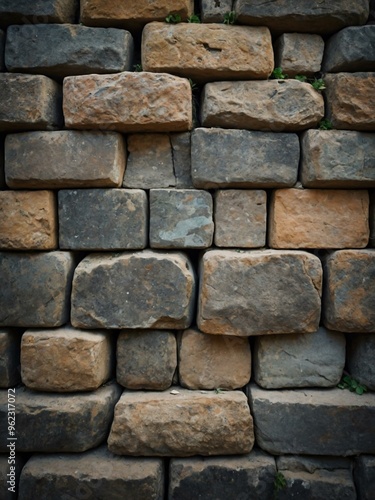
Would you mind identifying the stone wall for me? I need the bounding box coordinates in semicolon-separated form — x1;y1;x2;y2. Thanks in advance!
0;0;375;498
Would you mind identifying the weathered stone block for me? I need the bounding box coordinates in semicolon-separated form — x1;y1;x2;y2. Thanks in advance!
253;327;346;389
347;334;375;391
0;454;26;500
323;250;375;333
108;388;253;456
18;447;164;500
323;26;375;72
169;450;276;500
150;189;213;249
191;128;299;188
198;250;322;336
0;329;21;388
0;383;121;452
178;328;251;390
58;189;147;250
63;71;192;133
301;130;375;188
274;33;324;76
201;80;324;131
117;330;176;390
5;24;134;78
0;134;4;188
0;252;76;328
171;133;193;188
21;326;114;392
142;23;273;81
248;383;375;455
371;193;375;248
200;0;233;23
269;188;369;249
0;29;4;71
325;73;375;131
0;73;62;132
71;251;196;329
0;0;78;27
214;190;267;248
5;130;126;189
354;455;375;500
0;190;57;250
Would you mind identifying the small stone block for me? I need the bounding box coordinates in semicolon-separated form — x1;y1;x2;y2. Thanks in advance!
0;0;78;27
274;33;324;76
371;193;375;247
0;134;4;188
347;334;375;391
200;0;233;23
0;329;21;388
171;133;193;188
354;455;375;500
0;454;26;500
0;29;4;71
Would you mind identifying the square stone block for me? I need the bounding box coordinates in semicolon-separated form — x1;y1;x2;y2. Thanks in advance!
347;334;375;391
274;33;324;76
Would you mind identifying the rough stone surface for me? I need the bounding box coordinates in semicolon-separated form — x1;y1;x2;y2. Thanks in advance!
198;250;322;336
5;24;134;78
248;383;375;456
0;454;25;500
0;73;62;131
0;383;121;452
108;388;253;456
0;0;78;27
324;73;375;131
117;330;177;390
0;190;57;250
58;189;148;250
0;252;76;328
0;329;21;388
201;80;324;131
0;29;4;71
274;33;324;76
354;455;375;500
178;328;251;390
300;130;375;188
171;133;193;188
5;130;126;189
269;188;369;249
71;251;196;329
191;128;300;188
323;26;375;72
201;0;233;23
63;71;192;133
347;334;375;391
323;250;375;333
150;189;214;249
21;326;114;392
18;447;164;500
169;450;276;500
0;134;4;188
142;23;273;81
253;327;346;389
214;190;267;248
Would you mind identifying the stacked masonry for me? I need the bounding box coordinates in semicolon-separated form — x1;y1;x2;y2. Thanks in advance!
0;0;375;498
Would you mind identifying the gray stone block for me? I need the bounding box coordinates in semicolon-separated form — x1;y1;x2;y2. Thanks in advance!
0;0;78;27
0;454;26;499
347;334;375;391
0;134;4;189
0;29;4;71
371;193;375;248
191;128;299;189
354;455;375;500
274;33;324;76
59;189;147;250
6;24;134;78
200;0;233;23
171;133;194;188
0;329;21;388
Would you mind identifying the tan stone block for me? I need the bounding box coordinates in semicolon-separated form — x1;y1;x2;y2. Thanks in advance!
142;23;273;81
21;326;114;392
274;33;324;76
269;188;369;249
0;191;57;250
63;71;192;133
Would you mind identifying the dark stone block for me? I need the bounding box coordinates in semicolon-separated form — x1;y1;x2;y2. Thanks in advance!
354;455;375;500
347;334;375;391
0;0;78;28
0;454;26;499
0;329;22;388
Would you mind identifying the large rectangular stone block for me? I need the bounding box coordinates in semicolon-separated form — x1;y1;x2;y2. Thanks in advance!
63;71;192;133
198;250;322;336
5;130;126;189
347;334;375;391
108;388;253;456
274;33;324;76
0;329;21;388
0;0;78;27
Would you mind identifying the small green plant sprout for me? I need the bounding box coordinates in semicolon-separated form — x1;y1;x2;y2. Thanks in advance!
295;74;307;82
165;13;182;23
187;13;200;23
272;67;287;79
133;63;143;72
274;472;287;497
318;118;333;130
189;78;198;91
311;78;326;91
223;11;237;25
214;387;227;394
338;374;368;395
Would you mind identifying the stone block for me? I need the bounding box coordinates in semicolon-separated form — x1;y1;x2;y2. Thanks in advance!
354;455;375;500
274;33;324;76
201;80;324;131
347;334;375;391
248;383;375;455
0;329;21;388
71;251;196;329
18;447;164;500
372;193;375;248
0;0;78;27
150;189;213;249
0;383;121;452
191;128;299;188
269;188;369;249
169;450;276;500
214;189;267;248
0;73;62;132
0;454;26;500
200;0;233;23
21;326;114;392
5;130;126;189
198;250;322;336
325;72;375;131
117;330;176;390
58;189;147;250
5;24;134;78
300;130;375;188
178;328;251;390
0;251;76;328
0;190;57;250
108;388;253;456
323;250;375;333
323;26;375;72
63;71;192;133
253;327;346;389
171;133;193;188
142;23;273;81
0;134;4;188
0;29;4;71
